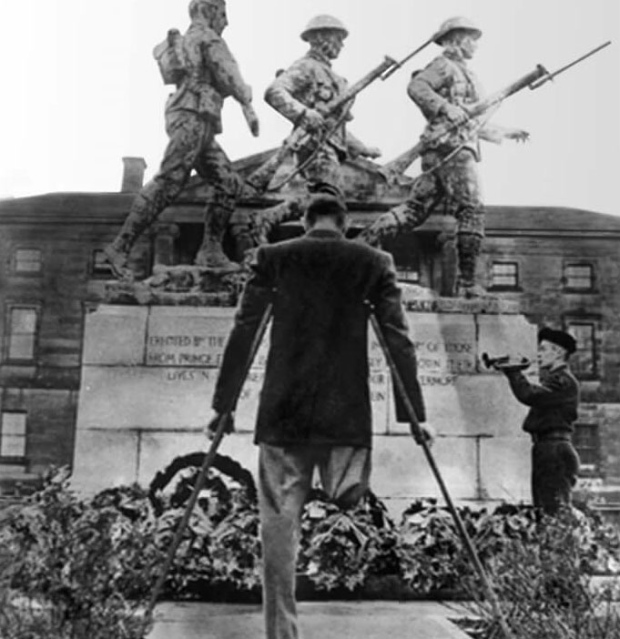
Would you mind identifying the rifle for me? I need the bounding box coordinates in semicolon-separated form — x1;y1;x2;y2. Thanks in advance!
247;36;436;193
246;56;395;192
382;41;612;181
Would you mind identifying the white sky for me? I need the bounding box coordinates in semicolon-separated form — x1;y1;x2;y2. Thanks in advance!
0;0;618;215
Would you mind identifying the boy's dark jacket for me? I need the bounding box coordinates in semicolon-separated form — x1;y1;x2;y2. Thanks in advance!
504;364;579;436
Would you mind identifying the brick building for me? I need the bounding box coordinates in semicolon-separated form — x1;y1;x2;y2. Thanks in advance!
0;156;619;508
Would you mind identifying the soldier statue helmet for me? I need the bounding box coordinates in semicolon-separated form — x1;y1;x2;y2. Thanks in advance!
433;16;482;45
189;0;225;8
188;0;225;18
300;15;349;42
188;0;228;35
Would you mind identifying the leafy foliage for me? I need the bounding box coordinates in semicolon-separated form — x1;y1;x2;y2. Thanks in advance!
148;453;262;597
156;486;262;596
0;468;162;639
398;499;475;592
460;508;620;639
298;489;399;592
2;460;619;639
397;500;620;596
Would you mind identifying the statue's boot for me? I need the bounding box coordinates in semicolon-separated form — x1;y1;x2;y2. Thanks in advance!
195;237;240;272
195;201;240;272
103;244;133;281
356;204;412;247
456;233;487;298
104;194;156;281
458;283;489;299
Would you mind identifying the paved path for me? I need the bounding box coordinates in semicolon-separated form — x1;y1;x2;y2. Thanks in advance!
148;601;471;639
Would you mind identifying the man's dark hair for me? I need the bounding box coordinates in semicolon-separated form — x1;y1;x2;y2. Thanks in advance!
304;194;348;228
304;182;347;228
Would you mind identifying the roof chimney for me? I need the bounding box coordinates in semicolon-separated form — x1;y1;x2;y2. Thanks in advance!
121;157;147;193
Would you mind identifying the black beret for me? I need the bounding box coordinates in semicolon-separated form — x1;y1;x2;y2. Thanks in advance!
538;327;577;355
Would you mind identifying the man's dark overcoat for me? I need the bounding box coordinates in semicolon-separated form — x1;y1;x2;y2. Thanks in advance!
212;228;426;447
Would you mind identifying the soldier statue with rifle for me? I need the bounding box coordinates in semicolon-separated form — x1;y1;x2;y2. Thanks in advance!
359;17;529;298
219;15;608;274
104;0;259;280
237;15;432;254
227;14;392;259
262;15;382;192
237;14;416;253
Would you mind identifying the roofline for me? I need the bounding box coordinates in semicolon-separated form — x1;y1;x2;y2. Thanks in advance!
0;192;619;236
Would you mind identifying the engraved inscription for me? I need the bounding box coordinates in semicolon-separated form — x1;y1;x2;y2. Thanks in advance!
147;333;228;367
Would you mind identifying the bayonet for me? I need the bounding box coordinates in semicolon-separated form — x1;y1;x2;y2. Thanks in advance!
530;41;611;90
380;33;436;81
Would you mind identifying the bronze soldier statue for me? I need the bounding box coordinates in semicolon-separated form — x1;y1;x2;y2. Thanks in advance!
359;17;528;297
104;0;259;279
264;14;381;192
230;15;391;258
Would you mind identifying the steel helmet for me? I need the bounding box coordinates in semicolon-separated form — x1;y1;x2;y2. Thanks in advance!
433;17;482;45
189;0;224;16
301;15;349;42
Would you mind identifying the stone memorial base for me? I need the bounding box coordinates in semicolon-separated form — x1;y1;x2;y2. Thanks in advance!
104;264;246;306
73;286;537;516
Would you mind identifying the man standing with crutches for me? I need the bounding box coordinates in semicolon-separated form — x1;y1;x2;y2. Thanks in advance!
207;185;431;639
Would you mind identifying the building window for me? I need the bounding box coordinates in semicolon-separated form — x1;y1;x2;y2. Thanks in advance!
490;262;519;290
91;250;114;277
572;423;600;475
0;412;27;459
564;263;594;291
397;268;420;284
7;307;38;361
566;321;597;379
14;248;42;274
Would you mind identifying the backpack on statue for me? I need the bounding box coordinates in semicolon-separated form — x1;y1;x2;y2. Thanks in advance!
153;28;187;86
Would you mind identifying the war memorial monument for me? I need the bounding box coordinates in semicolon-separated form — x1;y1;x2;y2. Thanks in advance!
70;4;565;515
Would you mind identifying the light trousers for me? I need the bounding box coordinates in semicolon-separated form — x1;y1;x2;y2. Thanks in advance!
258;442;371;639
